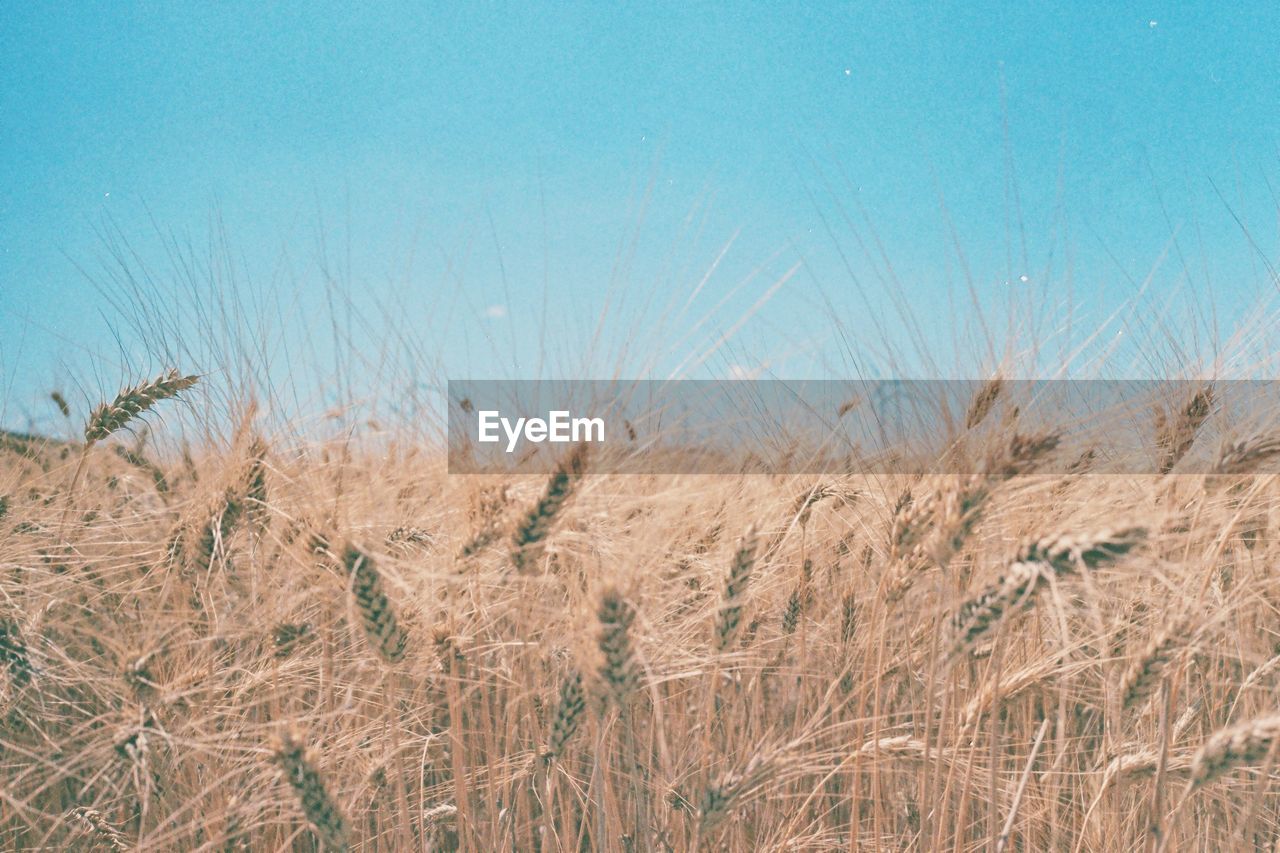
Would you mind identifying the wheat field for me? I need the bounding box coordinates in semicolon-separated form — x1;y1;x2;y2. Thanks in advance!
3;369;1280;852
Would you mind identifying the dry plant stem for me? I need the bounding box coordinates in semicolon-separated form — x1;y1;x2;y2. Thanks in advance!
986;624;1007;847
928;678;957;852
380;674;413;852
58;450;91;536
870;600;895;853
540;765;556;852
994;717;1050;853
950;634;990;851
918;596;946;852
444;652;472;847
589;714;617;852
621;710;649;850
1190;484;1266;603
1146;679;1173;853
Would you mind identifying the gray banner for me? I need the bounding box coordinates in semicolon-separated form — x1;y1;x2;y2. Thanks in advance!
446;379;1280;475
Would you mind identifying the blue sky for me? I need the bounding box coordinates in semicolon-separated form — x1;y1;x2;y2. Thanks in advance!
3;3;1280;427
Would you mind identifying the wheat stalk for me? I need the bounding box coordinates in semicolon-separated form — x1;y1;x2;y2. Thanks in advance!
980;429;1061;481
791;483;833;527
272;622;315;659
889;488;933;559
892;431;1060;594
781;587;803;636
839;592;858;646
193;486;246;570
244;437;270;524
852;734;960;763
61;369;199;529
1098;748;1194;792
223;795;251;852
1212;431;1280;475
50;391;70;418
386;526;433;553
961;656;1092;729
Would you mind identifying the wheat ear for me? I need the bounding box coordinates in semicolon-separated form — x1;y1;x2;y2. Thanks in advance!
698;749;781;834
597;586;638;707
713;525;758;653
0;618;33;689
544;669;586;759
1156;384;1213;474
1118;619;1189;713
63;369;198;530
964;376;1004;429
343;546;408;664
273;728;350;852
948;526;1146;658
511;443;589;573
1186;714;1280;793
66;807;130;851
84;368;199;445
1213;431;1280;474
1098;747;1194;792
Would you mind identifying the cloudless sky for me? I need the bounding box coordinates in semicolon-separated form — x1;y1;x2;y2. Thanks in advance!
3;3;1280;427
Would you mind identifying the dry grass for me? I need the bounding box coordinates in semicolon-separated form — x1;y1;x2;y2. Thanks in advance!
4;372;1280;851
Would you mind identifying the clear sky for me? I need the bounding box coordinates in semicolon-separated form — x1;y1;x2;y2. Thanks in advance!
3;3;1280;428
